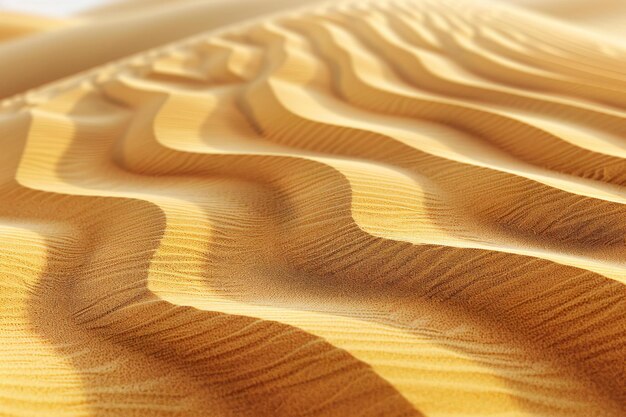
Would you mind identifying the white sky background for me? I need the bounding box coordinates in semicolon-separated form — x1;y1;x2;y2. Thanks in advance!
0;0;112;17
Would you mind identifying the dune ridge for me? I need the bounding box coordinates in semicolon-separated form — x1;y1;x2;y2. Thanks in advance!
0;0;625;416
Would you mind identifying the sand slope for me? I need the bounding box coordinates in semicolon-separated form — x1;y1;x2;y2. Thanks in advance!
0;0;625;416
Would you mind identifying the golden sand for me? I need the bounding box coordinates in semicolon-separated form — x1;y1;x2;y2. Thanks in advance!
0;0;625;416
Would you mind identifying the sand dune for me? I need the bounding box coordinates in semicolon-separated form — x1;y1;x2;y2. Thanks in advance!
0;0;625;416
0;0;322;98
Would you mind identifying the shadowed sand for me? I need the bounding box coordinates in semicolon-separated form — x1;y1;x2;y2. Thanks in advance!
0;0;625;416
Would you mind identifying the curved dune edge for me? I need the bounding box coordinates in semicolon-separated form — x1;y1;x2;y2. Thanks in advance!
1;0;626;416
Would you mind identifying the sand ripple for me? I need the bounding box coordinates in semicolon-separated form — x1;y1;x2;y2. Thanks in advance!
0;0;625;416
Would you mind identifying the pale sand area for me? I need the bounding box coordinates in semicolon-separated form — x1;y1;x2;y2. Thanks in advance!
0;0;625;416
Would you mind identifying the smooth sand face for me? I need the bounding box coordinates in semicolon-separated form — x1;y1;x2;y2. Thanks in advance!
0;0;625;416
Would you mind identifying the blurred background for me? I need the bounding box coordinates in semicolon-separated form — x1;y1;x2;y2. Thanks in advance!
2;0;626;38
0;0;624;99
0;0;624;27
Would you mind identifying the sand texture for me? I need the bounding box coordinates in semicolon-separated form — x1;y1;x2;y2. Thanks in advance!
0;0;625;416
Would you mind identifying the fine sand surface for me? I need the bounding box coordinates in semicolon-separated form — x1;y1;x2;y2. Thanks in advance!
1;0;625;416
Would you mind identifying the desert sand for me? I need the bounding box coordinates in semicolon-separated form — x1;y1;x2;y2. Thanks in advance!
0;0;625;416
